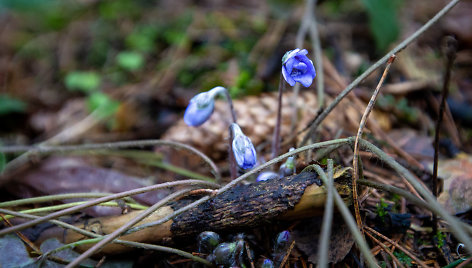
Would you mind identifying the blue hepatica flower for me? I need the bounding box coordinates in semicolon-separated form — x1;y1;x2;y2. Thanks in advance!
230;123;257;169
281;48;316;87
184;86;226;127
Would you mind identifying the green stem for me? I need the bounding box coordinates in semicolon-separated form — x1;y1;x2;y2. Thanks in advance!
1;201;147;221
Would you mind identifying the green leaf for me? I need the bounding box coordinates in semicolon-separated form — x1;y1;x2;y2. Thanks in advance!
65;71;101;93
87;92;119;119
362;0;401;52
116;51;144;71
0;95;27;115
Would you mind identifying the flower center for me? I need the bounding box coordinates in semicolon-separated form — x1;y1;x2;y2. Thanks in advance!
291;62;307;76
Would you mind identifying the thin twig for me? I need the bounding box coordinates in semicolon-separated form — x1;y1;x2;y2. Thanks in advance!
432;36;457;235
364;226;428;268
311;164;378;268
66;189;194;267
352;55;396;231
299;0;460;146
278;240;295;268
317;159;334;268
0;139;221;183
0;180;219;236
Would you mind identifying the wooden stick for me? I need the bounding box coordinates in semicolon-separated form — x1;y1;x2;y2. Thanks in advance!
35;171;352;254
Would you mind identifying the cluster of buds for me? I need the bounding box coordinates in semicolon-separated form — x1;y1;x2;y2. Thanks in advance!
183;48;315;177
184;86;256;170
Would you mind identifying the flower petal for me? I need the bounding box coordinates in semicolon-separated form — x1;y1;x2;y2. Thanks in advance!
282;66;296;86
295;73;314;87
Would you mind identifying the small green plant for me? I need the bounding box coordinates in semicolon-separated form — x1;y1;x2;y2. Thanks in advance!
394;251;412;267
116;51;144;72
434;230;446;249
65;71;101;93
0;95;27;115
376;198;389;222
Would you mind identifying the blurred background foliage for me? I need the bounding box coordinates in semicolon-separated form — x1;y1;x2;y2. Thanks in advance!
3;0;464;144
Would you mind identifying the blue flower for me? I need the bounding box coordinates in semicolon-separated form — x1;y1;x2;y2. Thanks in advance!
261;259;274;268
281;48;316;87
183;86;226;126
231;123;257;169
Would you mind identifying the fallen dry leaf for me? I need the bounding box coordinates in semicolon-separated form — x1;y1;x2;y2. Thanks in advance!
434;153;472;214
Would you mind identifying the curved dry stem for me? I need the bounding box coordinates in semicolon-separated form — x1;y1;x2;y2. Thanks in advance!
300;0;461;146
0;180;219;236
352;55;396;231
0;139;221;183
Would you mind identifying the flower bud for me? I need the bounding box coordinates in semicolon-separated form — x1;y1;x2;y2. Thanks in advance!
183;86;226;126
230;123;257;169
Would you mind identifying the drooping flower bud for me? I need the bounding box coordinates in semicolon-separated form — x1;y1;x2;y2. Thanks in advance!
282;48;316;87
183;86;226;126
230;123;257;169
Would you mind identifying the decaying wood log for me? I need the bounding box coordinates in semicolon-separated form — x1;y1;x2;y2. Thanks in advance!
36;170;352;254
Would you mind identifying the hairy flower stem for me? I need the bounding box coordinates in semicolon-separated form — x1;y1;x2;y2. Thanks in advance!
216;87;238;179
272;74;286;159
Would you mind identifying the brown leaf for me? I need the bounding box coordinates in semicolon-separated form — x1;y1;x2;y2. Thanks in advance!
291;215;355;264
435;154;472;214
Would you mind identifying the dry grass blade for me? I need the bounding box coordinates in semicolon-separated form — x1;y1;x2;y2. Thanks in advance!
364;230;405;268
